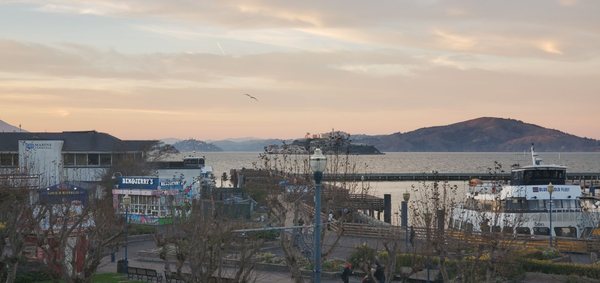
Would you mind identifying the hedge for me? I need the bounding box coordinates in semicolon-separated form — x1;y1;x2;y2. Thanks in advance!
520;259;600;279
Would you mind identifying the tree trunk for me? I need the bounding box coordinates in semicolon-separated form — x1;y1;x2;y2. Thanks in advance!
5;261;18;283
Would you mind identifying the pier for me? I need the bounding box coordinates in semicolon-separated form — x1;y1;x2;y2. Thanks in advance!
323;172;600;182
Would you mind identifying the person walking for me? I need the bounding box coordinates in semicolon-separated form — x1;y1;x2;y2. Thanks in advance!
340;262;352;283
328;210;334;230
373;262;385;283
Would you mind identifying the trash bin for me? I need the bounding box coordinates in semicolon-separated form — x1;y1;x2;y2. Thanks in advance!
117;259;128;274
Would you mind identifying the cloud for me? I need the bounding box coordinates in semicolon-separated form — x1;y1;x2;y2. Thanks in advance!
433;29;477;51
1;1;600;139
537;41;563;55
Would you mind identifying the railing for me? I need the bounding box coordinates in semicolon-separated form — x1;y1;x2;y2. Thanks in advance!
322;172;600;182
338;222;600;253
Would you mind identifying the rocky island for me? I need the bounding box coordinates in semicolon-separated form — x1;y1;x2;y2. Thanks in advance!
265;131;382;155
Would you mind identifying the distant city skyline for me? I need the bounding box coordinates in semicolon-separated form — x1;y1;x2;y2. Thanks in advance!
1;1;599;140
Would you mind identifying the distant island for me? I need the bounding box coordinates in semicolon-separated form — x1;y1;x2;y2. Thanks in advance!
351;117;600;152
265;131;383;155
172;139;222;152
174;118;600;152
3;117;598;152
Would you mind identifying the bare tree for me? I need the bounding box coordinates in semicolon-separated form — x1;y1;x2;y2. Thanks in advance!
34;185;122;283
252;145;364;282
0;175;40;283
157;199;262;283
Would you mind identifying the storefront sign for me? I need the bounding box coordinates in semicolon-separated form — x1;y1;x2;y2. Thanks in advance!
117;177;159;190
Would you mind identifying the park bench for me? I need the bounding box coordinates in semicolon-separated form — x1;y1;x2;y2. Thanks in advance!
127;266;163;282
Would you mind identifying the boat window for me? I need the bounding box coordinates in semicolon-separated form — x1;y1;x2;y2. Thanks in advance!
464;222;473;233
502;226;514;234
555;227;577;238
516;227;531;235
527;200;546;211
563;200;574;209
533;227;550;235
507;198;527;211
492;226;502;233
516;169;566;185
480;221;491;233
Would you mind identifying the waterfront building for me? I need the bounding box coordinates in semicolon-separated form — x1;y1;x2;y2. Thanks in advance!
0;131;156;187
113;156;217;224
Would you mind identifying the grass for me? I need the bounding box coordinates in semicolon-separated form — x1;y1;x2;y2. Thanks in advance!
38;273;145;283
92;273;145;283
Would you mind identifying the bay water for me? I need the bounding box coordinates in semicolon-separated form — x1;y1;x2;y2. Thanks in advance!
193;152;600;223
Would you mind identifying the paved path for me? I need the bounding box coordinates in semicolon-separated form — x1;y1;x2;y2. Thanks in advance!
97;235;367;283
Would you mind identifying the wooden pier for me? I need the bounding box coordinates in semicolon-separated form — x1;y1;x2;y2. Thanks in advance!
323;172;600;182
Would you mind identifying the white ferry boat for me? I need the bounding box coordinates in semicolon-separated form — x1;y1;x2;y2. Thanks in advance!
451;146;600;238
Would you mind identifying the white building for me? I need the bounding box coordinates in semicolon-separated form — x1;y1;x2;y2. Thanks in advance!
0;131;156;187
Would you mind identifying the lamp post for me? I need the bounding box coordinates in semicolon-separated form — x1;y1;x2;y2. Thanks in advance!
310;148;327;283
547;183;554;248
122;194;131;274
402;192;410;250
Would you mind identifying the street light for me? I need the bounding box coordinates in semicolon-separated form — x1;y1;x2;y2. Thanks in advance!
547;183;554;248
402;192;410;250
310;148;327;283
122;194;131;274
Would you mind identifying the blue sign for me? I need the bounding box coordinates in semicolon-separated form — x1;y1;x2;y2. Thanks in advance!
118;177;159;190
39;183;88;205
159;179;184;191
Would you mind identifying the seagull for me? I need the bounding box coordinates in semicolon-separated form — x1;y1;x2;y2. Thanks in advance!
244;93;258;101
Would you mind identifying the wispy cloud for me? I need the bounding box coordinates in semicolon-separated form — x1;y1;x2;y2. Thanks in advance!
1;1;600;139
537;41;563;55
433;29;477;51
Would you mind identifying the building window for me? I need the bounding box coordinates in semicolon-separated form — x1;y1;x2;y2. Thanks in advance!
63;154;75;166
0;153;13;166
75;154;87;166
100;154;112;166
87;154;99;166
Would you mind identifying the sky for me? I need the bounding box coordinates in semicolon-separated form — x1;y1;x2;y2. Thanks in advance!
0;0;599;140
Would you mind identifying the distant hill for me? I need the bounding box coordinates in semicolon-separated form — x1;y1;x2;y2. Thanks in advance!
211;139;284;152
172;139;223;152
352;117;600;152
0;120;25;133
160;138;181;145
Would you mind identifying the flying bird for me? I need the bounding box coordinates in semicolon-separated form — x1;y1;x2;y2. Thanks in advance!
244;93;259;101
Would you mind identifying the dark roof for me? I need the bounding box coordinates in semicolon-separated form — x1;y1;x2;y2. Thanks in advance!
0;131;158;152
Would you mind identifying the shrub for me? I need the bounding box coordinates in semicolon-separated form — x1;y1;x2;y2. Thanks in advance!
253;229;278;240
129;224;156;235
521;259;600;279
322;259;346;272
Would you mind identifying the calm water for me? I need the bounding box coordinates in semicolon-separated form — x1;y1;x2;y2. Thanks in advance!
200;151;600;177
188;152;600;221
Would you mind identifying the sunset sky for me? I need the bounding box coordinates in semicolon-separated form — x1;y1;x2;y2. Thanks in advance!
1;0;599;140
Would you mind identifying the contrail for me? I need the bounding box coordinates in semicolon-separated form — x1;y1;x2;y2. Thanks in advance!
216;42;226;56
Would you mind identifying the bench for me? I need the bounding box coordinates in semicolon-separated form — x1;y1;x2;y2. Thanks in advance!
127;266;163;282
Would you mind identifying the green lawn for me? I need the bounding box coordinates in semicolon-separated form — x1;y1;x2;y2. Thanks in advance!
92;273;145;283
38;273;144;283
